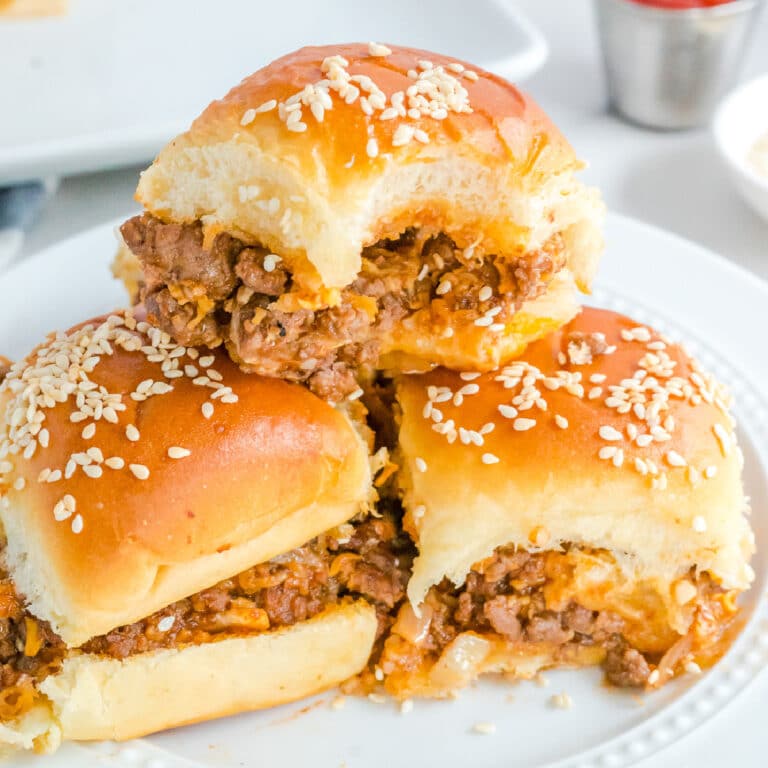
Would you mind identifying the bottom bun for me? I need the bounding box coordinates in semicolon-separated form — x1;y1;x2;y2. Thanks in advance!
11;601;376;751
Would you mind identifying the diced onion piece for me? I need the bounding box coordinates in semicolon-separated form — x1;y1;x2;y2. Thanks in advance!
429;632;491;688
392;603;434;645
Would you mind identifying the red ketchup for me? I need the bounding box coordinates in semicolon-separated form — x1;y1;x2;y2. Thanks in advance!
630;0;735;7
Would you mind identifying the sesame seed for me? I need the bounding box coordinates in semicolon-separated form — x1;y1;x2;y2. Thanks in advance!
415;457;427;473
71;514;83;534
104;457;125;470
647;670;660;686
400;699;414;715
39;429;50;448
53;501;71;521
478;286;493;302
254;99;277;114
555;415;568;429
713;424;731;456
168;447;191;459
366;137;379;158
513;418;536;431
550;693;573;709
199;355;215;368
87;447;104;464
460;372;481;381
684;661;702;675
81;423;96;440
129;464;150;480
599;446;617;460
202;402;214;419
125;425;140;442
83;465;103;479
474;316;493;327
498;404;518;419
436;280;452;296
413;504;426;519
704;465;718;479
599;425;622;442
666;450;686;468
13;477;25;491
368;693;386;705
392;124;415;147
472;722;496;735
263;254;281;273
481;453;500;465
240;109;257;126
157;616;175;632
692;515;707;533
636;434;653;448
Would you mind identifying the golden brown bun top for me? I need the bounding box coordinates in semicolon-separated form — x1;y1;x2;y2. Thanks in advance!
192;44;577;191
397;307;754;603
137;44;601;291
0;312;371;644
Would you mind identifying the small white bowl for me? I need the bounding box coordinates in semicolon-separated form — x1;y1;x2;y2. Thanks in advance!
713;73;768;223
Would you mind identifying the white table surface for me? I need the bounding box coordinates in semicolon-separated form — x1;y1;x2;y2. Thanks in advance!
10;2;768;766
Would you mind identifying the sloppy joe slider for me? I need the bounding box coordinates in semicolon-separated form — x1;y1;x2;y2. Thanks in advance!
0;312;412;752
119;43;604;400
381;306;754;696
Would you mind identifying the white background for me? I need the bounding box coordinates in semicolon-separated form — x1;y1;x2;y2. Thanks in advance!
6;1;768;766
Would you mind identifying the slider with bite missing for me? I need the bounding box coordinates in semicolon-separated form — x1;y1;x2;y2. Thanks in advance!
117;43;604;401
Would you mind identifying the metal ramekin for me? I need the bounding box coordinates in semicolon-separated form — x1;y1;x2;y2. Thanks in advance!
594;0;762;129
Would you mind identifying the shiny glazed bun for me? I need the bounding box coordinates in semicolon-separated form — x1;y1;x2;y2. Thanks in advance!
0;312;372;646
396;306;754;606
135;43;603;293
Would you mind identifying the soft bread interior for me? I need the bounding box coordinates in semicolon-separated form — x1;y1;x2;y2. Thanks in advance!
0;602;376;750
138;139;604;292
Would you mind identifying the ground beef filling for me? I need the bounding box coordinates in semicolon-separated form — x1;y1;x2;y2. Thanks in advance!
375;546;730;691
121;215;564;401
0;513;413;722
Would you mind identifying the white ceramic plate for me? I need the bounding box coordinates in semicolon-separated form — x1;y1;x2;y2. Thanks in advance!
0;0;547;184
1;212;767;768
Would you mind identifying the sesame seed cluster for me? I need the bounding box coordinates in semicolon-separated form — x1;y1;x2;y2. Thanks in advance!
240;43;476;156
414;322;738;534
0;313;239;535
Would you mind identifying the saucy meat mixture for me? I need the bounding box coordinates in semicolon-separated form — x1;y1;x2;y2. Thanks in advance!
0;511;413;722
0;495;735;724
371;545;735;697
121;215;564;401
